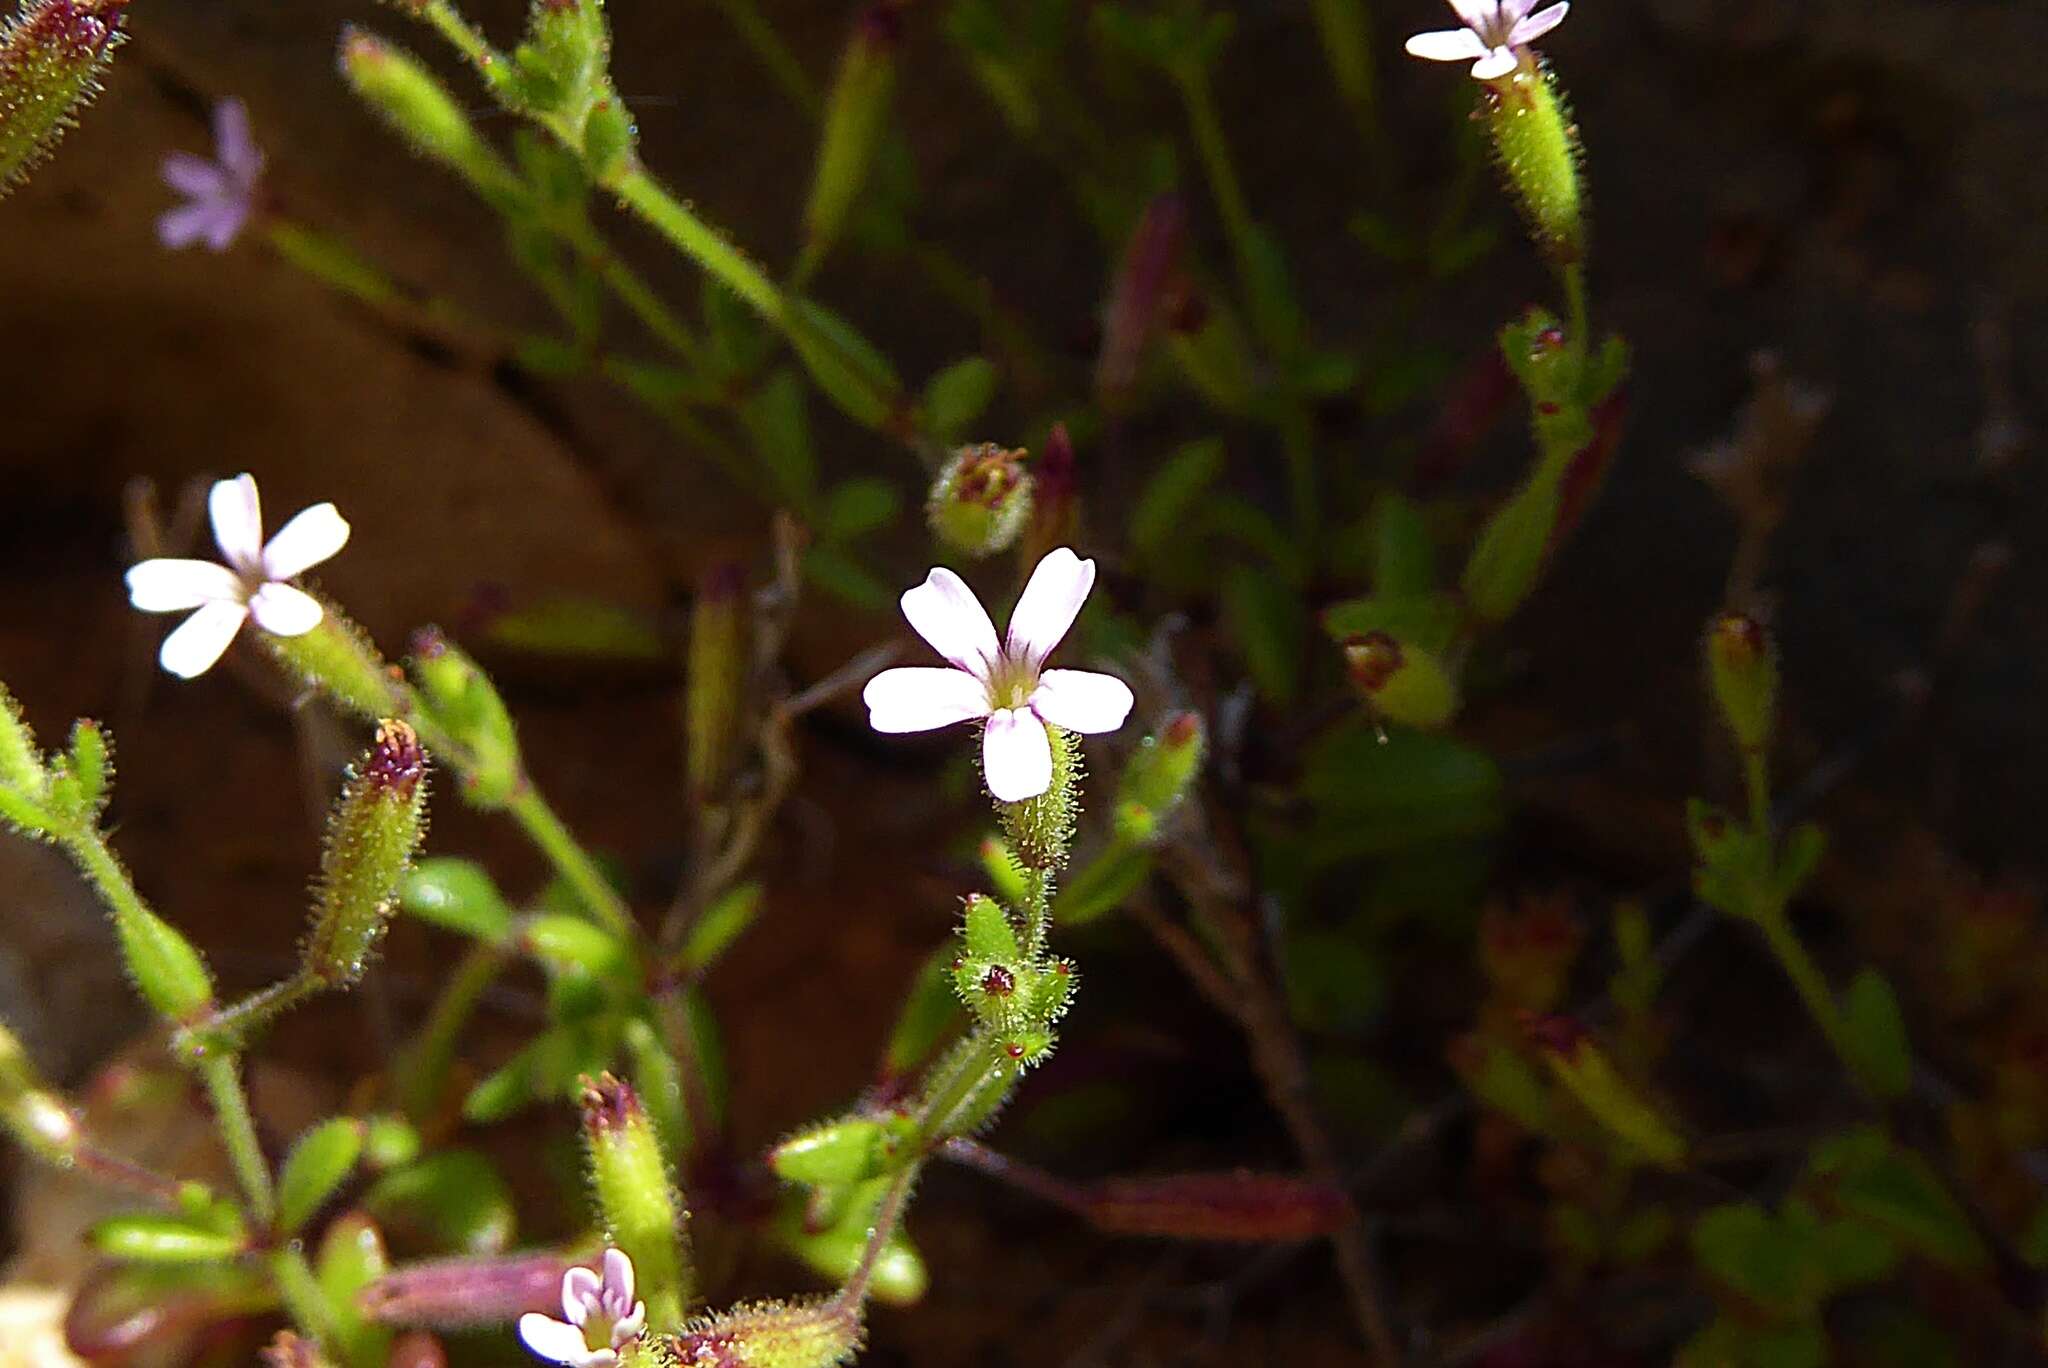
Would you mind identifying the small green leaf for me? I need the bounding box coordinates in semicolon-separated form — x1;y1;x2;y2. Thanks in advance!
1841;969;1912;1099
278;1118;365;1234
400;858;515;944
821;478;901;542
739;368;817;511
1055;843;1152;926
364;1150;516;1254
679;882;762;975
884;945;967;1079
1223;564;1306;704
1369;492;1437;597
921;356;1000;442
317;1211;392;1367
1129;438;1224;562
1284;930;1385;1034
962;894;1020;963
91;1213;246;1263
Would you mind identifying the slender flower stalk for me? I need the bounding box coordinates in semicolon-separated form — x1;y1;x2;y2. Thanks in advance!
125;473;350;678
863;548;1133;802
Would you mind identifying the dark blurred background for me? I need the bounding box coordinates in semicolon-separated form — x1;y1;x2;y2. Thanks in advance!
0;0;2043;1363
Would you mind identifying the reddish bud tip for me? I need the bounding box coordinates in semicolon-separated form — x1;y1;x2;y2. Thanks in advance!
1709;611;1767;666
365;720;425;796
980;965;1016;998
1517;1011;1588;1057
1162;711;1202;748
1342;633;1403;694
409;625;449;660
1004;1041;1026;1059
857;0;906;47
579;1072;643;1134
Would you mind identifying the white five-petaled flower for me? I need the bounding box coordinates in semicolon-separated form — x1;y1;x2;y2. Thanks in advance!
124;474;350;680
863;547;1135;803
519;1248;648;1368
1404;0;1569;80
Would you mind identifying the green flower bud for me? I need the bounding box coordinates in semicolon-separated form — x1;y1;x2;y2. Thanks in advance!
959;894;1019;964
1342;632;1458;729
0;1022;77;1166
0;0;127;196
263;602;409;722
803;4;901;270
0;682;43;795
926;444;1035;559
303;721;429;990
676;881;762;976
665;1297;864;1368
1705;610;1776;755
338;29;514;196
770;1113;916;1187
46;718;110;822
998;726;1078;870
582;95;636;182
409;628;522;808
1525;1015;1686;1170
1482;64;1585;266
1113;712;1204;840
581;1074;690;1329
685;565;747;802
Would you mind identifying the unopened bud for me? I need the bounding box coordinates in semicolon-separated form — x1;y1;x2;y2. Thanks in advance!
1096;194;1187;408
0;1023;78;1165
803;3;901;269
1705;611;1776;755
1482;67;1585;266
685;565;747;801
770;1113;916;1186
0;0;127;195
0;682;42;794
409;628;521;807
927;444;1034;559
338;29;513;196
359;1251;569;1329
581;1074;689;1329
1023;423;1079;562
303;721;429;989
666;1296;864;1368
1342;632;1457;729
1113;712;1203;844
1523;1014;1686;1169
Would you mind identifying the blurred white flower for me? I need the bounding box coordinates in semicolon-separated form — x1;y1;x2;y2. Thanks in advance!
518;1248;647;1368
1405;0;1568;80
124;474;349;679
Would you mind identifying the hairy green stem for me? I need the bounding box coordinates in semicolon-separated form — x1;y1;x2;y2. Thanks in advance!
508;787;636;941
271;1245;335;1345
199;1055;275;1225
1753;905;1854;1077
396;940;507;1122
611;169;783;317
179;972;323;1060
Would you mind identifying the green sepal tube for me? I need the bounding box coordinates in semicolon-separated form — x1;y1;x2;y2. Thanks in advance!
685;565;747;802
409;628;522;808
0;0;127;196
0;682;42;794
302;722;430;990
581;1074;690;1328
802;4;902;272
49;718;111;822
666;1296;865;1367
770;1113;917;1187
338;28;519;197
927;445;1034;560
1113;712;1204;838
998;727;1079;870
263;603;409;723
1705;611;1777;756
1482;64;1585;266
1342;632;1458;729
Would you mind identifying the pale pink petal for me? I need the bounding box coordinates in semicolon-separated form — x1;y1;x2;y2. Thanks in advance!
214;98;262;183
1447;0;1498;31
1498;0;1539;26
1006;548;1095;666
560;1267;601;1325
261;502;350;579
208;474;264;569
1470;47;1519;78
519;1313;597;1365
125;558;242;612
610;1301;646;1346
863;667;991;733
202;203;249;252
601;1248;634;1307
900;568;1000;676
983;708;1053;803
1029;669;1135;736
1406;28;1489;61
155;201;220;251
157;601;248;679
247;583;323;636
1507;1;1567;45
160;151;226;199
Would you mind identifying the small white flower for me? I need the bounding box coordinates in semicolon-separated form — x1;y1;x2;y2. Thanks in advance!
124;473;349;680
518;1248;648;1368
1404;0;1569;80
863;547;1135;803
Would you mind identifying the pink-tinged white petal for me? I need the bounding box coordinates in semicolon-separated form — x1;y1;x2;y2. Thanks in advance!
156;201;222;251
208;474;265;569
600;1249;634;1308
519;1314;600;1366
1498;0;1539;26
261;502;350;579
157;601;248;679
247;583;323;636
1006;548;1095;667
1446;0;1498;30
899;568;1000;676
1470;47;1519;78
203;205;248;253
125;558;242;613
560;1267;602;1326
1028;669;1135;736
983;708;1053;803
863;667;991;733
1507;1;1567;45
160;151;227;199
610;1302;647;1346
214;98;263;182
1404;27;1489;61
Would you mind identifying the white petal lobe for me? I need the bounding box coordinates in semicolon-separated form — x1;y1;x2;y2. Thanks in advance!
125;559;242;612
208;474;265;569
519;1314;595;1365
863;667;991;733
1470;47;1518;78
1508;1;1567;45
983;708;1054;802
561;1267;601;1325
248;583;324;637
602;1248;635;1307
1030;669;1135;735
1405;28;1488;61
262;503;350;579
1007;548;1096;666
900;568;1000;675
158;602;248;679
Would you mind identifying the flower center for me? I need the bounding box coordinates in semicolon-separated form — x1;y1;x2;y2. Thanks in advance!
984;653;1040;712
